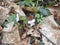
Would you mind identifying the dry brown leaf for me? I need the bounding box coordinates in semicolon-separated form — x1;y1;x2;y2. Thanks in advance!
0;26;2;33
0;6;10;25
8;2;26;16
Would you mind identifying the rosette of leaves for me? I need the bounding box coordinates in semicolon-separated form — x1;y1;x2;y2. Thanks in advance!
35;6;51;23
17;0;55;24
35;13;45;23
18;0;58;7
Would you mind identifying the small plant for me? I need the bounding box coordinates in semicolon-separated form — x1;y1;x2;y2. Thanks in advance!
17;0;58;23
2;0;58;27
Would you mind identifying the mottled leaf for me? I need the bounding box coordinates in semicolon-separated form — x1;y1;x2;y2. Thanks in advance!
39;6;51;16
2;14;16;27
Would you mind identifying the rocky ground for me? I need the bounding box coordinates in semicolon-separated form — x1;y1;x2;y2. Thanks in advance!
0;0;60;45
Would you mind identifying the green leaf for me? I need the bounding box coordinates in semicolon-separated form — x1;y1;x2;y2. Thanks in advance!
48;0;57;5
39;6;51;16
8;14;16;23
17;1;25;6
38;0;43;1
17;1;33;7
2;14;16;26
25;0;32;3
35;13;45;23
20;16;28;24
35;14;40;18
